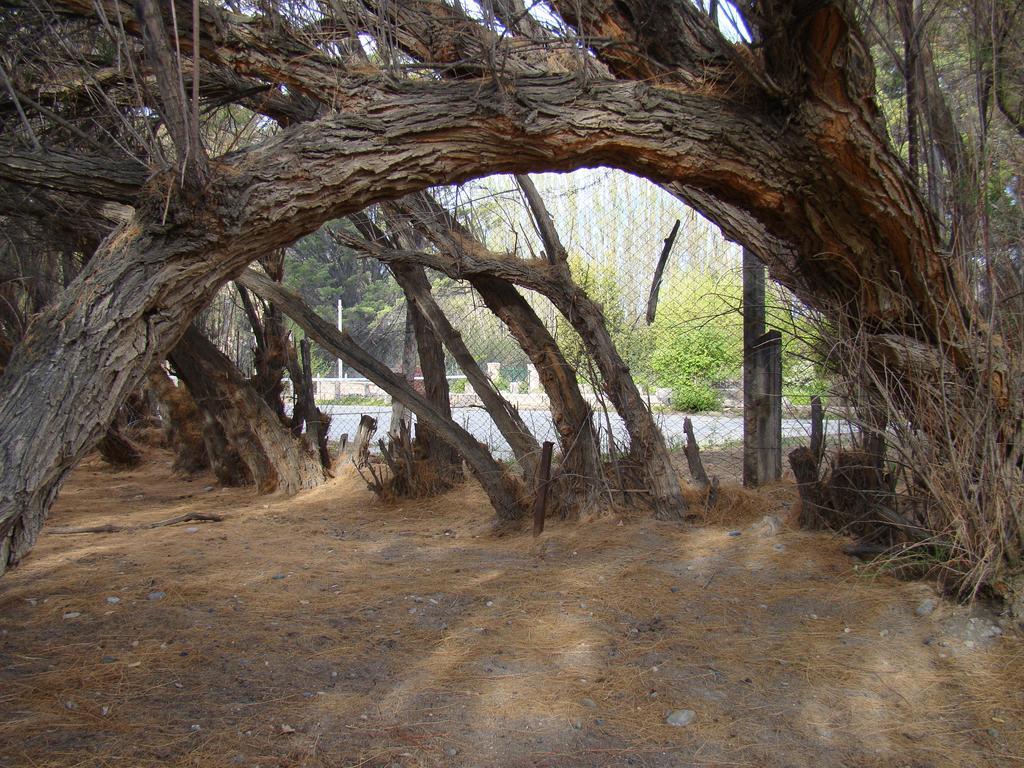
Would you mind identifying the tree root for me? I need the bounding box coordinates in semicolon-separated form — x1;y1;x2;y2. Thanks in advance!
49;512;224;535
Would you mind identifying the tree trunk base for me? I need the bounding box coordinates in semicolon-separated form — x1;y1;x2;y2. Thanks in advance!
96;427;144;468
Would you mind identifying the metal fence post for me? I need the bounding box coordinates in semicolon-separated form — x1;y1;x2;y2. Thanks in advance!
743;248;765;487
753;330;783;483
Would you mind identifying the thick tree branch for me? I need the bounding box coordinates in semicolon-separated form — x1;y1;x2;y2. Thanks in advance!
0;148;147;204
515;174;566;264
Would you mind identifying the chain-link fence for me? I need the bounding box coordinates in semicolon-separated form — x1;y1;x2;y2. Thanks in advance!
297;169;826;484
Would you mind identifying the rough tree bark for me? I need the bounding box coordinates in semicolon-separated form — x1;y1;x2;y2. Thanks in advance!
470;275;604;514
169;325;324;494
146;365;209;475
0;0;1018;583
390;263;462;483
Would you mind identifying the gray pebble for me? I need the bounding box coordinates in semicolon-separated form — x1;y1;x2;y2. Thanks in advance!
100;655;117;664
728;530;742;537
756;515;783;537
272;574;286;580
915;598;937;617
581;698;597;709
666;709;696;727
444;747;459;757
147;591;166;601
63;611;81;619
105;596;120;605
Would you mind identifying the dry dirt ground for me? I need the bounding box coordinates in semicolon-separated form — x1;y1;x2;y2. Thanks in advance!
1;448;1022;768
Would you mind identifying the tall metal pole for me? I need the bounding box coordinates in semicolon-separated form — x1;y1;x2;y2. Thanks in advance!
342;296;350;380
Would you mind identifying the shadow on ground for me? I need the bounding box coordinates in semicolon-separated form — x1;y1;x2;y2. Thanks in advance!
1;449;1021;768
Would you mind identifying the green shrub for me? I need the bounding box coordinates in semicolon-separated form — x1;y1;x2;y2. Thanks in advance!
783;385;827;406
649;321;738;413
492;374;510;392
651;325;737;382
449;378;467;394
318;395;388;407
671;380;722;412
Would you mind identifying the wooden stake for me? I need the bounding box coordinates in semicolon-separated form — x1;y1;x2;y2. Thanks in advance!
809;395;824;469
352;415;377;468
742;248;766;487
682;417;710;489
645;219;680;324
532;441;554;537
300;338;322;455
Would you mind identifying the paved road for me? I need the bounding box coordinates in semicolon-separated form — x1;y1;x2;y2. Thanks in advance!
321;404;845;459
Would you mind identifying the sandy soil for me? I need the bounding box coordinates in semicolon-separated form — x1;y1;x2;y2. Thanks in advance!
1;449;1021;768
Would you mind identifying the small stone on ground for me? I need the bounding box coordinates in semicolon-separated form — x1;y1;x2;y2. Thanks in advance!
666;709;696;727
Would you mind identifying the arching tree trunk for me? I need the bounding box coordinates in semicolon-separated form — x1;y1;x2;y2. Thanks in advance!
391;264;463;484
376;193;685;517
0;0;1018;587
169;325;325;494
470;275;603;515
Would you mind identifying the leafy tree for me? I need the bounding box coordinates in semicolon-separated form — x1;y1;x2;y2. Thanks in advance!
285;221;406;374
555;259;653;390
